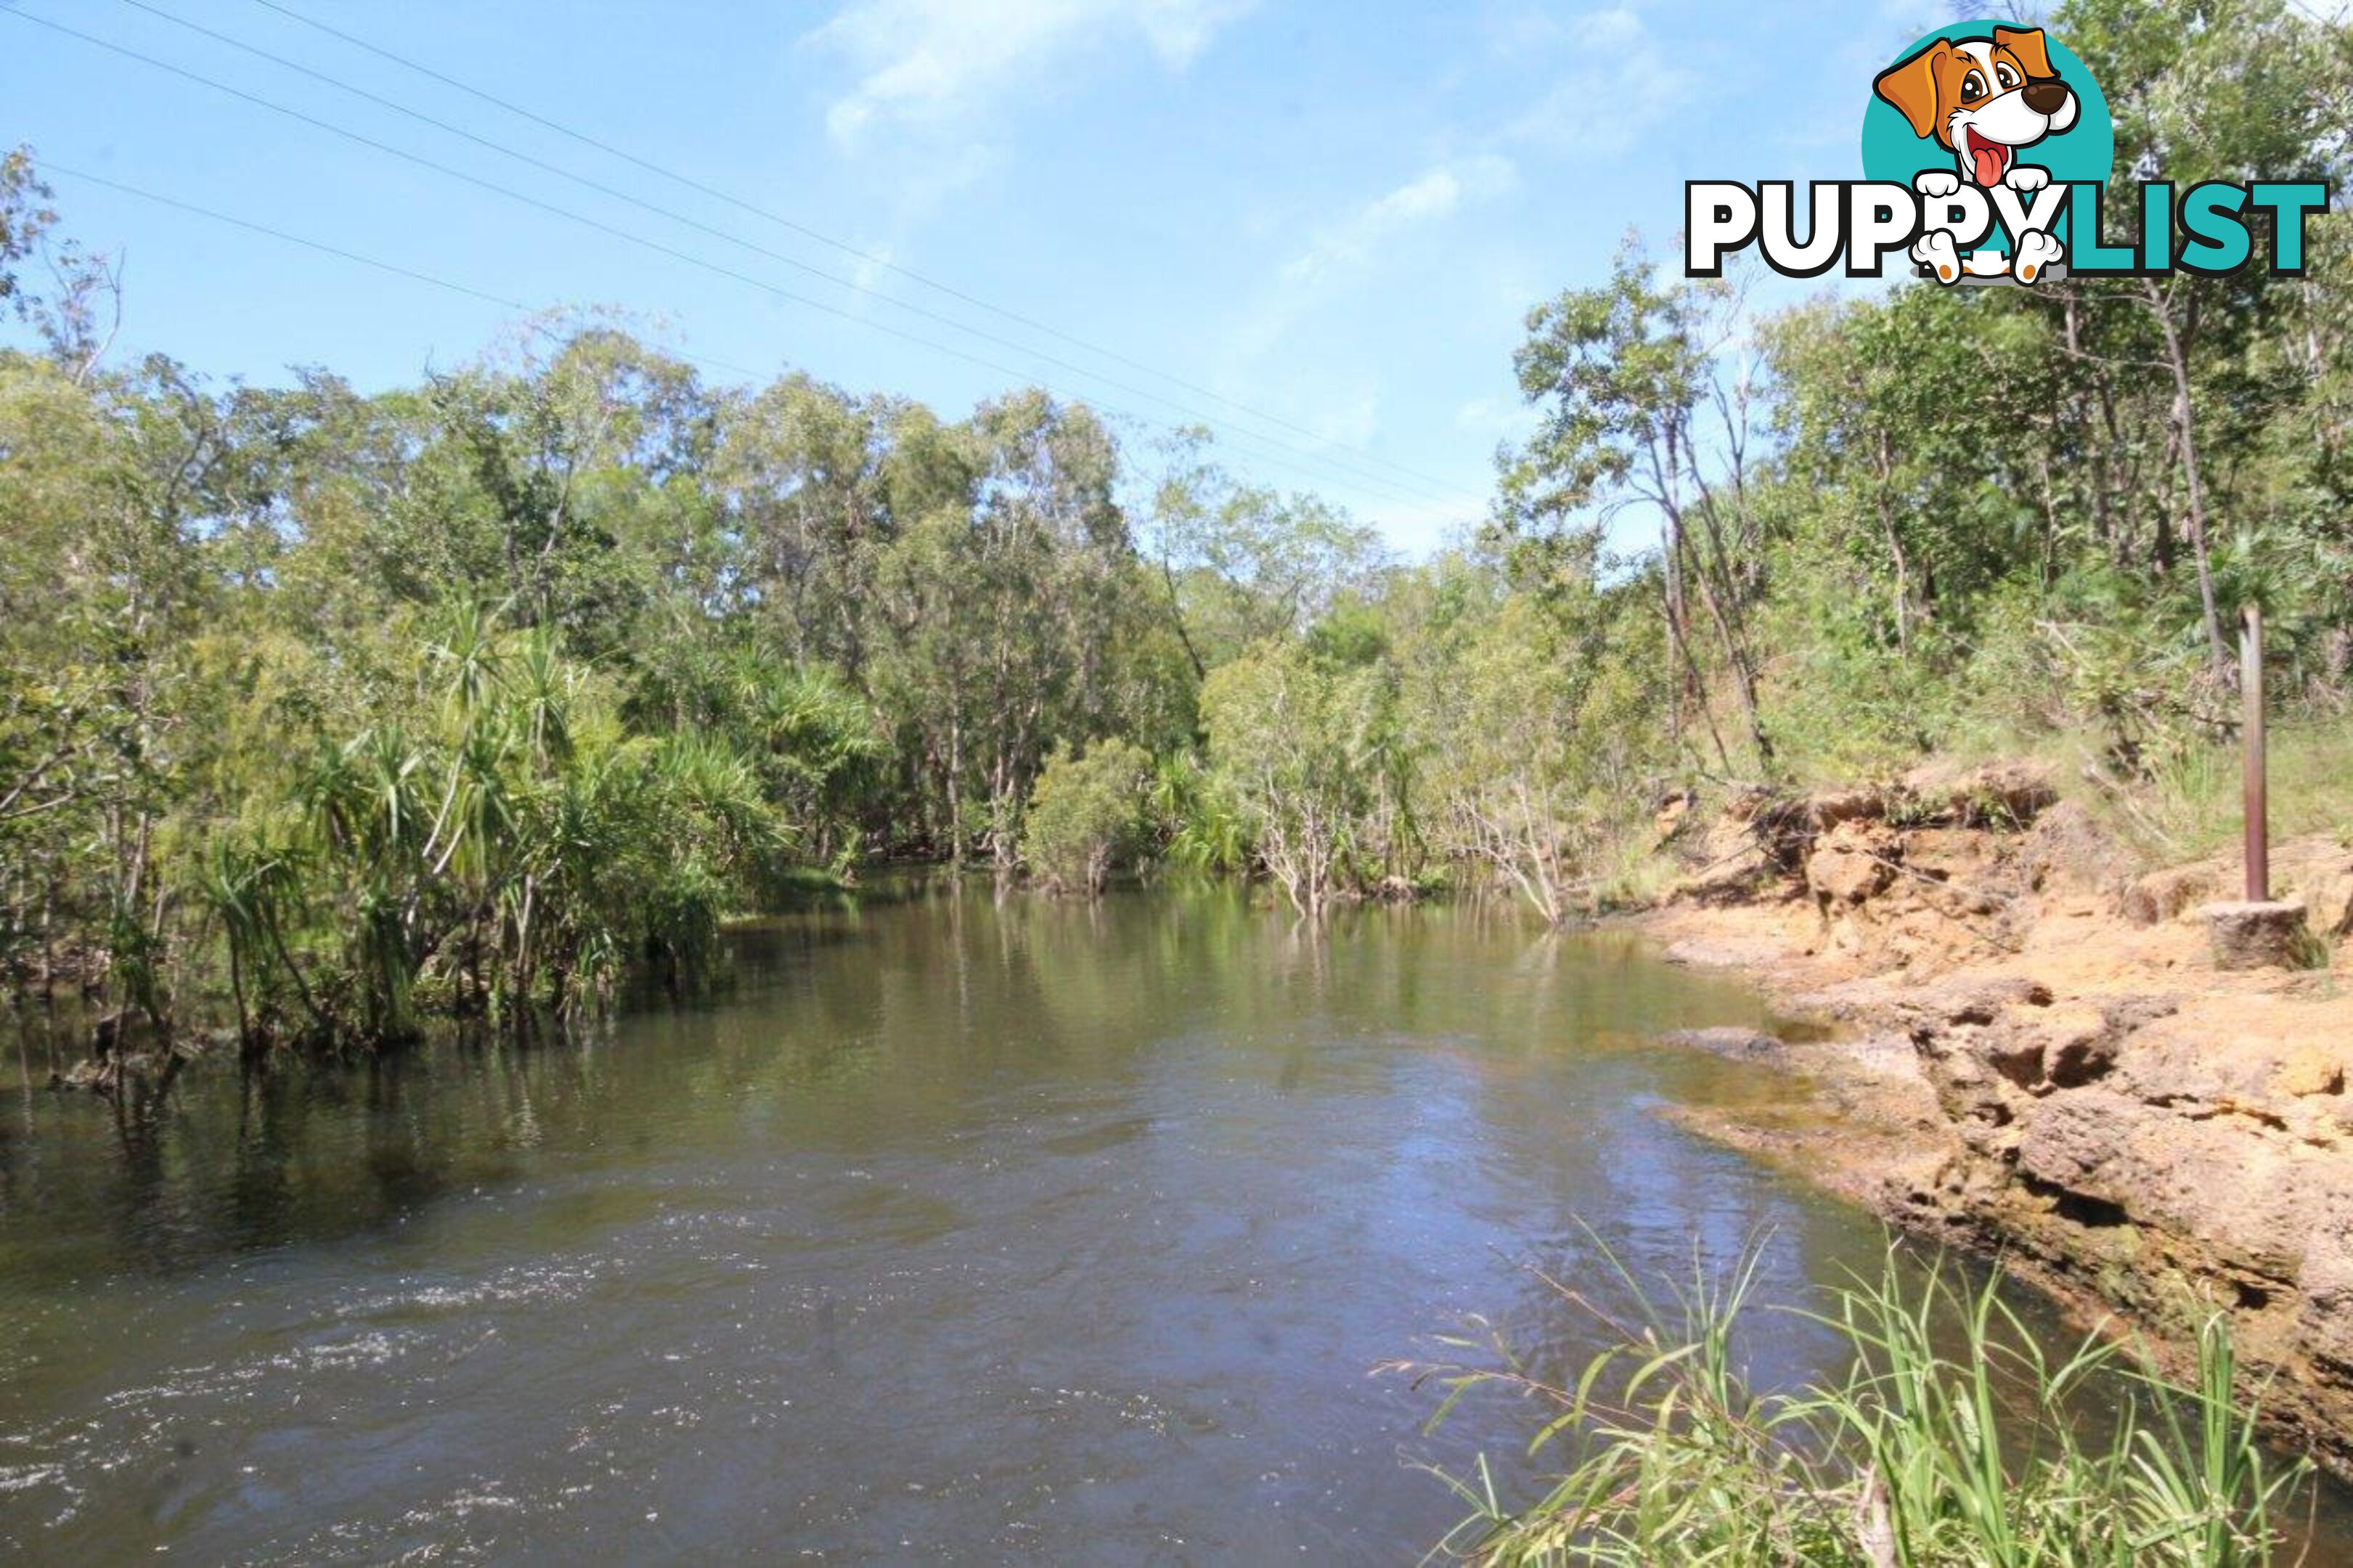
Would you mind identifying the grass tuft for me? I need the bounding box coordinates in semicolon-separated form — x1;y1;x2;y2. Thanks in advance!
1395;1236;2311;1566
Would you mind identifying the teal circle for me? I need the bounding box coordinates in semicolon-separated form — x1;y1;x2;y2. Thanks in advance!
1861;22;2113;252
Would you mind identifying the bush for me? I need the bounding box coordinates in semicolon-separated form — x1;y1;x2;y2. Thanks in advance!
1198;637;1406;917
1397;1238;2309;1566
1021;739;1152;894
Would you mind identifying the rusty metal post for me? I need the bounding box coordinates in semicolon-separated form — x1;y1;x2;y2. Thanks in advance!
2242;601;2268;902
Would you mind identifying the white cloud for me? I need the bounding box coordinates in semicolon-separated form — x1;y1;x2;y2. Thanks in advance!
1453;394;1539;442
1228;152;1517;373
1506;7;1695;155
1281;153;1519;291
808;0;1253;143
1479;0;1572;57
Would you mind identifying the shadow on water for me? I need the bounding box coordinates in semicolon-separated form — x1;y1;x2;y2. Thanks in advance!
0;877;2345;1561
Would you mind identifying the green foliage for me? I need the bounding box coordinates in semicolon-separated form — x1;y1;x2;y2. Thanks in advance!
1199;629;1409;918
1740;0;2353;784
1021;738;1152;894
1151;752;1250;878
0;147;57;315
1501;241;1772;769
185;614;787;1045
5;0;2351;1044
1403;1240;2309;1566
1402;557;1671;923
1144;428;1388;674
0;232;1183;1044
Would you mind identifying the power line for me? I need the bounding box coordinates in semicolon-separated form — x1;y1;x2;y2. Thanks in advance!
64;3;1455;507
31;158;795;395
25;160;1465;510
110;0;1453;508
242;0;1461;499
8;7;1459;510
32;159;531;317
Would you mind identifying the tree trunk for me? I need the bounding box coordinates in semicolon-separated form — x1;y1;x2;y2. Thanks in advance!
2144;279;2230;677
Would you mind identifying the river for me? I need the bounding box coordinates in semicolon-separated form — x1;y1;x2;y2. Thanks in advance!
0;879;2325;1562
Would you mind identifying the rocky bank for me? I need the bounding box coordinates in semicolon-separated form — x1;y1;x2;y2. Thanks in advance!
1636;763;2353;1469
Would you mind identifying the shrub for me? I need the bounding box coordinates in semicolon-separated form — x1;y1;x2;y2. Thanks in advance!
1198;637;1404;918
1396;1238;2309;1566
1021;738;1152;894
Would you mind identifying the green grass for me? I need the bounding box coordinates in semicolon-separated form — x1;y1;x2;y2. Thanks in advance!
1588;834;1687;913
2102;719;2353;867
1396;1238;2311;1566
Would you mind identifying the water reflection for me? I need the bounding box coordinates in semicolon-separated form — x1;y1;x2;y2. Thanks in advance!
0;879;2317;1562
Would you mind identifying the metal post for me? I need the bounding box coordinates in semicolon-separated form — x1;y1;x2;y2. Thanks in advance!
2242;602;2268;903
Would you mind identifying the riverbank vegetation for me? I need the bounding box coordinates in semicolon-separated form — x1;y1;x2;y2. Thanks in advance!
3;0;2349;1055
1400;1242;2311;1566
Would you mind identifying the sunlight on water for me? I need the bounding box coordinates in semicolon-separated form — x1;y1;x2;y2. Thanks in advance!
2;880;2336;1562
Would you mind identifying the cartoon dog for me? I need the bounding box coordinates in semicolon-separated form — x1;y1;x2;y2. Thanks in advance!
1874;26;2078;189
1875;26;2079;282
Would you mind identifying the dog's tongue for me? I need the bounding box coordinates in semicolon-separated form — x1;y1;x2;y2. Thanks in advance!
1969;134;2007;187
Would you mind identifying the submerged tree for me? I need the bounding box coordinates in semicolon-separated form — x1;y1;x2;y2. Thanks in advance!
1200;627;1406;920
7;0;2353;1054
1021;738;1152;895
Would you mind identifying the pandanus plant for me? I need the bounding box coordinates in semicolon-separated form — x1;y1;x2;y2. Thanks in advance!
297;724;433;1042
195;831;328;1048
197;602;801;1050
1152;753;1249;878
725;650;882;870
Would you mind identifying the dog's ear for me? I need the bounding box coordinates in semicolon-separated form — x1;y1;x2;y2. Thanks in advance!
1874;40;1949;142
1994;25;2055;79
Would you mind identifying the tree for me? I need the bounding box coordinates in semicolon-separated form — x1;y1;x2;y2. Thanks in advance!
1403;557;1665;923
1199;632;1405;919
1503;244;1772;770
0;350;220;1031
0;145;122;385
868;390;1162;868
1143;430;1387;674
711;373;900;674
2047;0;2348;678
1021;738;1151;894
0;146;51;311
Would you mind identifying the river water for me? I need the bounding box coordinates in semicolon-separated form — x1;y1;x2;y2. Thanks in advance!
0;881;2324;1563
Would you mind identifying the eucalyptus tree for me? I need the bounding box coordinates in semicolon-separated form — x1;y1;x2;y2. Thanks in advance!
356;322;712;667
0;146;47;311
2044;0;2350;676
965;388;1128;865
1143;431;1387;676
1199;624;1408;920
867;390;1156;867
0;146;121;384
1502;246;1773;769
0;347;224;1029
711;373;902;675
1765;289;2054;658
1396;552;1661;923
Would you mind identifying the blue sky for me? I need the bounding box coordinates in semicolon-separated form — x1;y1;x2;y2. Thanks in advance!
2;0;1935;552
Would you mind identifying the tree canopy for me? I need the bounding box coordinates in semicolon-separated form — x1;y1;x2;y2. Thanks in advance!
2;0;2349;1052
